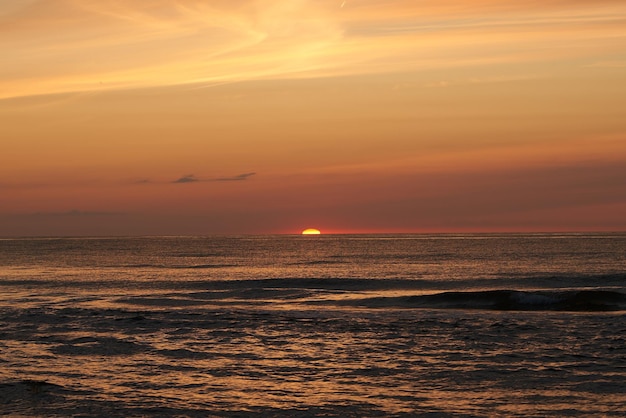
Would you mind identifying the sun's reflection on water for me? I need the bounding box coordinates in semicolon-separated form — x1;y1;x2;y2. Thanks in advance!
2;296;626;416
2;234;626;415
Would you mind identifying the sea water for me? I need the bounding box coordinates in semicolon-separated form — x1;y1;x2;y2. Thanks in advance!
0;234;625;416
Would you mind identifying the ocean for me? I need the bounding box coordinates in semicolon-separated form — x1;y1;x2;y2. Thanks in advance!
1;233;625;417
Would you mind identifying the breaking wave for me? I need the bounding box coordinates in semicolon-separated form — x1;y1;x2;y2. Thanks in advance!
339;289;626;312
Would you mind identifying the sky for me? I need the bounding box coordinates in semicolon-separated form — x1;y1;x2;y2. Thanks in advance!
1;0;626;235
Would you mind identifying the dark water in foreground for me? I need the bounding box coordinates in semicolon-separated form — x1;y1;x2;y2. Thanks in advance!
1;234;625;416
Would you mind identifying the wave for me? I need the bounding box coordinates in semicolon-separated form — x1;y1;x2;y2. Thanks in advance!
123;264;237;269
337;290;626;312
3;273;625;292
187;278;436;291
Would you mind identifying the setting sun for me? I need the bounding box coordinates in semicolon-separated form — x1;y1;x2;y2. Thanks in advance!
301;228;321;235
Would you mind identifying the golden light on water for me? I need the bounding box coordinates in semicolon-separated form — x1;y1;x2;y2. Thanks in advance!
301;228;321;235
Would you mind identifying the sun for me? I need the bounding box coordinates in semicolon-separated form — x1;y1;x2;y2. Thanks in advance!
301;228;321;235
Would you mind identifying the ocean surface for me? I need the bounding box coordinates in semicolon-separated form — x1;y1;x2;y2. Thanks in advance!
1;233;625;417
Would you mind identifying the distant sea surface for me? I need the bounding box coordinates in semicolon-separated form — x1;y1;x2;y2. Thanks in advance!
1;234;625;417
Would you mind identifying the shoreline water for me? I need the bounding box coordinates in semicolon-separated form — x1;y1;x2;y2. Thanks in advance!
1;234;625;416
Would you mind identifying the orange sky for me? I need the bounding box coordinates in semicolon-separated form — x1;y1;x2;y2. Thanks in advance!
1;0;626;235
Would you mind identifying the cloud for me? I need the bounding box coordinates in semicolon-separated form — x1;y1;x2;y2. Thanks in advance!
215;172;256;181
132;178;153;184
172;172;256;183
1;172;256;189
0;0;344;100
4;0;625;100
585;60;626;68
172;174;199;184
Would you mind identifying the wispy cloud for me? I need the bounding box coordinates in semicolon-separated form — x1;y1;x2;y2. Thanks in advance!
1;172;256;189
585;60;626;68
215;172;256;181
172;172;256;183
0;0;343;100
172;174;199;184
2;0;625;100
